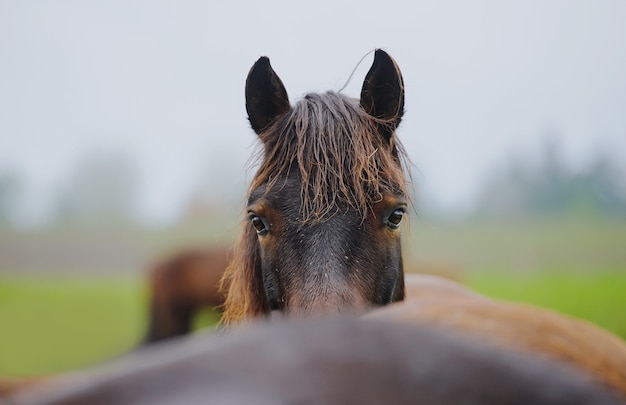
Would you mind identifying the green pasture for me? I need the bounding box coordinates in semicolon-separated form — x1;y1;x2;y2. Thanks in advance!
467;270;626;338
0;217;624;376
0;275;221;376
1;270;625;376
0;276;146;375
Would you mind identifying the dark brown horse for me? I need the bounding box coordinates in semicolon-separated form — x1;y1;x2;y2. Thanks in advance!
9;318;622;405
220;50;410;324
367;274;626;398
143;247;230;343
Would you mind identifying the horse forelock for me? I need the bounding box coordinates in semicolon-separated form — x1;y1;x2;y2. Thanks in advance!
250;92;410;222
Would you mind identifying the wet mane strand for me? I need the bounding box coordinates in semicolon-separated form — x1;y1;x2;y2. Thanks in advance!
251;91;409;221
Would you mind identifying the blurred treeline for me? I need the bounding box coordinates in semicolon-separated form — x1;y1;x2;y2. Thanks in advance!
1;140;625;232
474;139;626;220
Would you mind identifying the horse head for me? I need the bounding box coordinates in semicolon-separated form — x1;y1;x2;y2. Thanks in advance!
221;50;411;323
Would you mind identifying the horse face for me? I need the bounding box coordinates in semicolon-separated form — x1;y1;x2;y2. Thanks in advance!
247;178;406;316
226;49;407;320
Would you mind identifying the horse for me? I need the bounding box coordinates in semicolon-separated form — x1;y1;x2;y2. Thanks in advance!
143;247;230;343
8;318;622;405
220;49;411;324
366;273;626;398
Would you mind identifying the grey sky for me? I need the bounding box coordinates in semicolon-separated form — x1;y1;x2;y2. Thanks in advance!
1;1;625;224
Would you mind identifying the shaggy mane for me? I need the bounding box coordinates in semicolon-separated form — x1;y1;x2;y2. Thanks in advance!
252;91;409;221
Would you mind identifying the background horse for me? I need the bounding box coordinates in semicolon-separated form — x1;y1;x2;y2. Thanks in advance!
9;318;622;405
143;247;230;343
221;49;411;323
366;274;626;398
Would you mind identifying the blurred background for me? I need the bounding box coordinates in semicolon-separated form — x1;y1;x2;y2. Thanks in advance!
1;0;625;375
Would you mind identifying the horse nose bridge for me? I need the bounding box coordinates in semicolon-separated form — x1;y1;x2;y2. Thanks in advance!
284;218;367;314
301;250;348;278
298;221;354;271
287;263;368;316
287;283;368;316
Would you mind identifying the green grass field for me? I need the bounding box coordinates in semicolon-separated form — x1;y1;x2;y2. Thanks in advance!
0;276;147;375
1;217;624;376
1;270;625;376
0;275;224;376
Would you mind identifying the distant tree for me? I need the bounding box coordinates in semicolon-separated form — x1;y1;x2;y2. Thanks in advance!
178;150;245;224
577;153;626;216
0;171;22;228
54;150;139;226
473;154;533;218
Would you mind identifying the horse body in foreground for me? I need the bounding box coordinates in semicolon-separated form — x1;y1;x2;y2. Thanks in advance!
383;274;626;398
220;50;410;323
9;318;622;405
7;274;625;403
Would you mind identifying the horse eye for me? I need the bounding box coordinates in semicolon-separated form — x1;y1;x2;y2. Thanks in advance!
387;209;405;229
250;215;268;235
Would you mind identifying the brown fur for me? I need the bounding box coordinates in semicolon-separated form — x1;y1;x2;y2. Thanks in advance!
10;319;622;405
144;247;230;343
221;86;410;324
366;274;626;398
0;376;46;400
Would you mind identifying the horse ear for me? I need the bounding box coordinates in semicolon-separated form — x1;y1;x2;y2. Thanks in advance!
245;56;290;135
360;49;405;142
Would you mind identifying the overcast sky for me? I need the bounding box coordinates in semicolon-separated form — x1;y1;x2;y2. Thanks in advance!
1;1;625;224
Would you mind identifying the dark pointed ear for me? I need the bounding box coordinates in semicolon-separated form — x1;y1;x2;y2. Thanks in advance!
360;49;405;142
245;57;290;135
